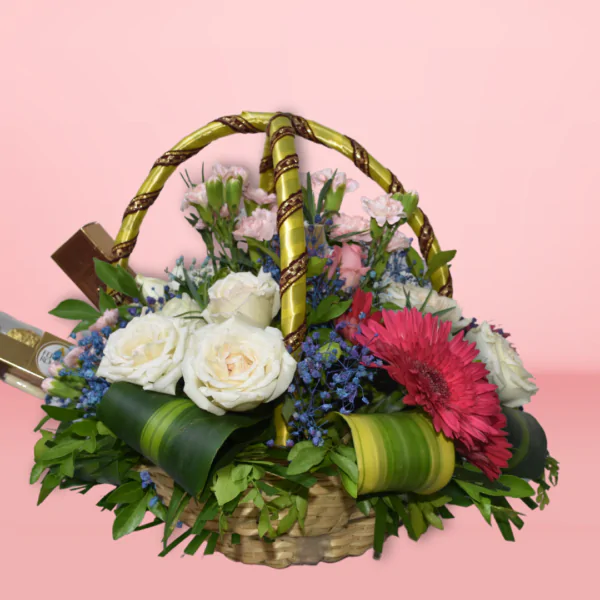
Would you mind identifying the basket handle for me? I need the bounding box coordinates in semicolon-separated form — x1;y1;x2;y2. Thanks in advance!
111;111;454;308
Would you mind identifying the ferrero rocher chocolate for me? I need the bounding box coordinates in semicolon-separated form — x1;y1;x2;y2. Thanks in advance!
0;313;70;398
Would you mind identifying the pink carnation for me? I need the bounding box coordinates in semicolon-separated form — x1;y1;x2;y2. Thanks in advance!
331;213;371;243
89;309;119;333
244;188;277;206
63;345;84;368
233;208;277;242
212;163;248;183
386;229;411;252
182;183;208;211
312;169;359;193
361;194;405;227
327;243;369;290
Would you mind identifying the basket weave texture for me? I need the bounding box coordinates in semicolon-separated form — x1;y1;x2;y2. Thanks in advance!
147;466;375;568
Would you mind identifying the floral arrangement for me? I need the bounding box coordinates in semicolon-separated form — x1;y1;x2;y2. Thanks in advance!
30;157;558;565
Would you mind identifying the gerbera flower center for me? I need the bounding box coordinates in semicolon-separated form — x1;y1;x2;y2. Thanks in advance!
413;360;450;399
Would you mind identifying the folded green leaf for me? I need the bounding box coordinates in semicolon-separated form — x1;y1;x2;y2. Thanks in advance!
94;259;140;300
337;411;455;496
98;382;271;496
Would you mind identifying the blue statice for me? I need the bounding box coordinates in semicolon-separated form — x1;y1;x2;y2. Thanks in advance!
256;234;281;283
52;330;111;417
287;330;380;445
384;248;428;287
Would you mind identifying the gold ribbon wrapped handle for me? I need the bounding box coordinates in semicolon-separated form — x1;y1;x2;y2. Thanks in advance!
110;111;455;443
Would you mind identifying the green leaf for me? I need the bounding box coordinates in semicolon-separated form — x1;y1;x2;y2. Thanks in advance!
406;247;425;279
356;499;372;517
277;505;298;535
96;422;116;437
191;496;219;534
339;470;358;498
204;532;219;555
60;453;75;478
408;502;428;539
258;506;276;538
456;475;534;499
49;299;100;322
30;462;46;484
158;529;193;557
212;464;251;506
287;445;327;476
112;493;151;540
94;259;140;299
304;173;316;223
307;256;328;277
330;449;359;482
395;192;419;218
162;483;189;544
42;405;82;422
98;289;117;312
38;472;62;505
373;501;388;558
106;481;145;504
33;415;51;433
295;493;308;531
425;250;456;279
70;420;97;437
263;464;318;488
42;438;85;461
307;296;353;326
184;530;211;556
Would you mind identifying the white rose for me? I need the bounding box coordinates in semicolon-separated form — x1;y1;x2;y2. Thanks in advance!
97;313;188;395
160;293;205;330
201;269;280;328
465;322;538;408
380;281;469;332
182;316;296;415
135;274;169;301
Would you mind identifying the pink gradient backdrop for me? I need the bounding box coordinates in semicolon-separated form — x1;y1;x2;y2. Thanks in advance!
0;1;598;598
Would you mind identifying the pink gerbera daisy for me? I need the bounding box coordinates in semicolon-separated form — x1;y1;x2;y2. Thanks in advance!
355;308;512;480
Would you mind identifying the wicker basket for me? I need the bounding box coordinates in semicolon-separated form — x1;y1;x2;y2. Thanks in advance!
109;112;454;566
147;466;375;567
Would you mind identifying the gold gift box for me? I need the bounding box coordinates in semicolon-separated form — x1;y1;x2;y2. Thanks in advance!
0;313;71;399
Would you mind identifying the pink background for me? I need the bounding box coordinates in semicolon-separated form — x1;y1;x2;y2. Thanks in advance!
0;1;598;598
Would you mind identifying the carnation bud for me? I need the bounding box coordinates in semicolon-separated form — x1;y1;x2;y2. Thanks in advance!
225;177;243;216
205;176;224;211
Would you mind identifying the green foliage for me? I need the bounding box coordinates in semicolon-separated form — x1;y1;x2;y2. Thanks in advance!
424;250;457;279
49;300;100;321
307;296;353;326
94;259;140;300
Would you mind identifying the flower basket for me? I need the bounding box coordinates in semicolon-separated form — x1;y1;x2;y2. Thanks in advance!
19;111;559;568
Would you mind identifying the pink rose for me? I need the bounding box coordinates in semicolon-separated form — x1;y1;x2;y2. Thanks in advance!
331;213;371;243
89;309;119;333
182;183;208;211
63;345;84;368
233;208;277;242
361;194;405;227
244;187;277;206
386;229;411;252
327;243;369;290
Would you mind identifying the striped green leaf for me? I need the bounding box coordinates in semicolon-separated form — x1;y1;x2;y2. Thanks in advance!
503;407;548;480
97;382;272;496
338;411;455;496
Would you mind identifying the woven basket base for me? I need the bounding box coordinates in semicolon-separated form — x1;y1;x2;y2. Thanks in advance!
148;466;375;567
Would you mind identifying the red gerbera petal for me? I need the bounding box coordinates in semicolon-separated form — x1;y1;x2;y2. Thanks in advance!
336;288;382;342
355;308;512;480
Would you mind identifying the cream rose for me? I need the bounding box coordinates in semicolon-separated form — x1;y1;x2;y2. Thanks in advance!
160;293;205;330
97;313;187;395
135;274;169;301
465;322;538;408
380;281;469;332
201;269;280;328
182;317;296;415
